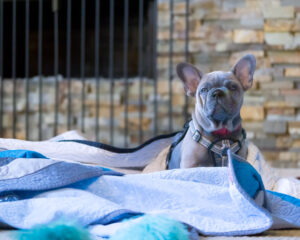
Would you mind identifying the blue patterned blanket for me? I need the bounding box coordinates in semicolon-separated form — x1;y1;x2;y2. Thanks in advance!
0;133;299;238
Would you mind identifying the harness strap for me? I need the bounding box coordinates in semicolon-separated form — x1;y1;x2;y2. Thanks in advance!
189;120;246;162
166;120;246;168
166;121;190;169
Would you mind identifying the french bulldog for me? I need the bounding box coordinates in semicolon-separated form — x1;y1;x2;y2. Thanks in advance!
168;54;256;168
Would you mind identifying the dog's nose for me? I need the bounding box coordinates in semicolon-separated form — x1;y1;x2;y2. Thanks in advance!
212;89;225;98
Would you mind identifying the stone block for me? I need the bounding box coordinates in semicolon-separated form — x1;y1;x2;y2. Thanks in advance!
292;139;300;148
244;96;265;105
240;106;265;121
215;42;230;52
222;0;245;10
285;95;300;107
158;2;169;11
231;50;264;60
262;151;280;162
245;0;261;8
252;138;277;150
266;114;295;122
263;120;287;134
158;13;170;28
89;106;125;118
280;89;300;95
192;52;231;66
189;42;214;53
260;81;294;90
289;122;300;135
281;0;300;7
262;6;294;19
292;19;300;31
276;136;293;148
157;80;185;95
233;30;264;43
268;51;300;64
174;2;187;14
190;0;221;10
173;17;186;32
253;68;273;82
204;11;243;20
293;33;300;48
285;67;300;77
264;32;293;46
157;40;185;53
243;121;264;132
120;115;152;132
240;16;264;30
172;94;186;106
157;55;185;69
279;151;300;162
264;100;293;108
264;19;294;32
267;107;296;116
254;75;272;82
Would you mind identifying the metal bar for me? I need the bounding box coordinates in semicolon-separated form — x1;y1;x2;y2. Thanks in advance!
184;0;189;122
12;0;16;138
123;0;129;147
66;0;71;130
80;0;86;133
109;0;114;145
54;0;59;136
153;0;158;136
95;0;100;141
25;0;30;139
0;0;3;137
138;0;144;143
168;0;174;132
38;0;43;140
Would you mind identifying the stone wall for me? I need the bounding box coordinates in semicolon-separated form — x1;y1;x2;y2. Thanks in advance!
1;0;300;168
1;77;193;147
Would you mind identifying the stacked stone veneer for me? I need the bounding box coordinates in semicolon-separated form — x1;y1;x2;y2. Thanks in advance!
1;0;300;167
156;0;300;168
1;77;192;146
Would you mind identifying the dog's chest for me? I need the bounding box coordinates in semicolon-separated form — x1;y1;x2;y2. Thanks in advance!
179;133;213;168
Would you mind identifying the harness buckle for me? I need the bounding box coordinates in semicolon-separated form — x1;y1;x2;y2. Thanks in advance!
221;140;231;155
221;140;231;166
192;130;202;142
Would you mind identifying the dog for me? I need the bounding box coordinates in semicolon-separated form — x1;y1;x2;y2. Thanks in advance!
167;54;256;169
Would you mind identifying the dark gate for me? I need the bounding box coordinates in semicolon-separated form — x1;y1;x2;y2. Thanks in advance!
0;0;190;146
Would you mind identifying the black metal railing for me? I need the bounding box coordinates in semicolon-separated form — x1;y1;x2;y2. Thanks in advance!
0;0;190;147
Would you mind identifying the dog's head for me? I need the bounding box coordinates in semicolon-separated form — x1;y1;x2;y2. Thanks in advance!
177;54;256;131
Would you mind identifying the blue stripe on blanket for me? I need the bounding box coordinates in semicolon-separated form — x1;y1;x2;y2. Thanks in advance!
267;190;300;206
0;161;123;194
0;150;48;159
0;191;19;202
90;209;142;225
230;151;264;199
0;157;16;167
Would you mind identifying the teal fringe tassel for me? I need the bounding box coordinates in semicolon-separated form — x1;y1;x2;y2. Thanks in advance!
110;215;190;240
16;222;92;240
15;215;189;240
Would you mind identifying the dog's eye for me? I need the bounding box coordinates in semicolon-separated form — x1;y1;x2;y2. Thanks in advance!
200;88;208;93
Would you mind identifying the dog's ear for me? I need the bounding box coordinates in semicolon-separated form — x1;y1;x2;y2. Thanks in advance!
176;62;203;97
232;54;256;91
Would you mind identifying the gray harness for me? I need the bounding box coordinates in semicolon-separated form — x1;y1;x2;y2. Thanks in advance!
166;120;246;168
